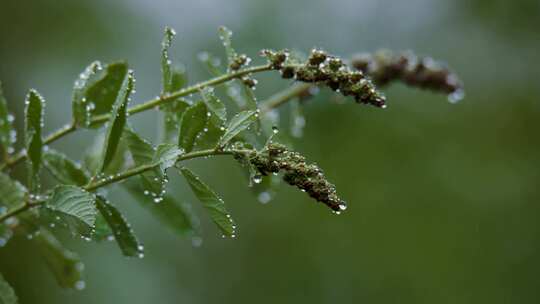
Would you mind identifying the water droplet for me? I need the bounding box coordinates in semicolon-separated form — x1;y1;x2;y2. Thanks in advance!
191;236;203;247
75;280;86;290
272;126;279;134
448;89;464;104
252;174;263;184
258;192;272;204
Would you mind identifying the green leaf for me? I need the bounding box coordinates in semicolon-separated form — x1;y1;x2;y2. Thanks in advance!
45;186;96;236
35;229;85;290
178;101;208;153
83;130;128;176
154;144;182;171
218;26;236;66
241;84;259;111
95;196;143;257
180;167;236;237
72;61;103;127
194;114;225;150
43;149;89;186
24;89;44;188
124;128;168;201
99;70;134;173
0;82;15;157
161;99;189;144
169;67;187;92
124;127;154;165
124;180;198;237
0;272;17;304
161;26;179;94
0;172;27;211
72;62;129;128
92;213;113;242
218;110;258;148
200;87;227;122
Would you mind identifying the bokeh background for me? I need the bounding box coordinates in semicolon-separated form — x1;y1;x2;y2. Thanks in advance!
1;0;539;303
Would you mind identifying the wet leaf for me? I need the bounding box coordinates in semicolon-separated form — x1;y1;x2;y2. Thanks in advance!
154;144;182;171
45;186;96;236
180;167;235;237
0;272;17;304
99;70;134;173
178;101;208;153
124;180;198;237
218;110;257;148
0;172;27;211
35;229;85;290
200;87;227;122
95;196;142;257
43;149;89;186
218;26;237;66
24;90;44;189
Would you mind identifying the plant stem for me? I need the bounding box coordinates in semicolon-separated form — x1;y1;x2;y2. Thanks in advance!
260;83;311;114
0;123;77;170
0;148;252;223
1;64;272;170
90;64;272;125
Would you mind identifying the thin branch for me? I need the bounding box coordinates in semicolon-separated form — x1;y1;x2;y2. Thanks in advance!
1;64;272;170
260;83;311;114
0;148;252;223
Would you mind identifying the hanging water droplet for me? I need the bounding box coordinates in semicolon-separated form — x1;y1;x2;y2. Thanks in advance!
448;89;464;104
252;174;263;184
339;203;347;211
272;126;279;134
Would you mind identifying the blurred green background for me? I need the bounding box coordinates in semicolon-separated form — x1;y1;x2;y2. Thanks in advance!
1;0;539;303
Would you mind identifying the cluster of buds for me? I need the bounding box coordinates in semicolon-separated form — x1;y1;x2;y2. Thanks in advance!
351;50;464;97
239;143;347;212
261;49;387;108
229;53;250;71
